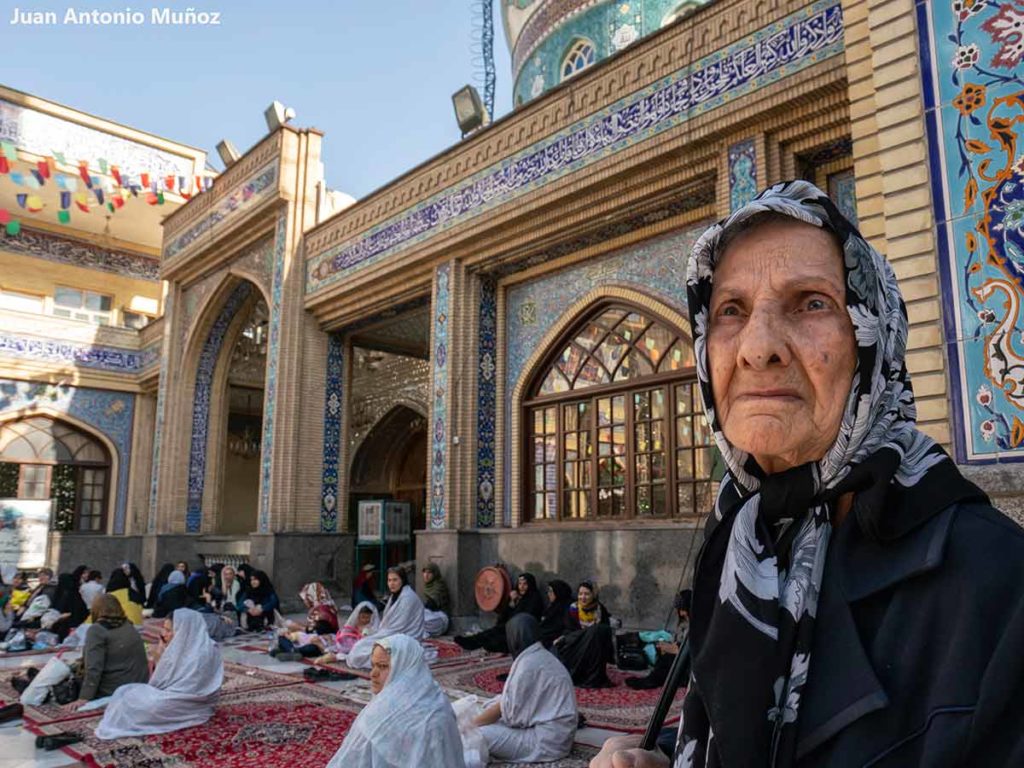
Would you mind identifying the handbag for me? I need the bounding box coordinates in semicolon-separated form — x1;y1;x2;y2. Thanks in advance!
50;675;80;705
615;631;648;671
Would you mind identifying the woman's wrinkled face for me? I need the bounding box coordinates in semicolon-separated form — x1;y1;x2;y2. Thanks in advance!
357;608;372;627
708;219;857;474
370;645;391;694
578;586;594;606
517;576;529;595
386;572;402;594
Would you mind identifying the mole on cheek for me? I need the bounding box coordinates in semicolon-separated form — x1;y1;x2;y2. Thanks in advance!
822;353;830;364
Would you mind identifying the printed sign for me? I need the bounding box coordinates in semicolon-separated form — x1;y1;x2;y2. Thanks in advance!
0;499;51;569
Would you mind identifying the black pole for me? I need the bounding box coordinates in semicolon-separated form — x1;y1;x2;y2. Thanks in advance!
639;641;691;752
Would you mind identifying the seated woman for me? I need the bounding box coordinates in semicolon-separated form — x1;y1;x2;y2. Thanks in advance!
554;581;613;688
540;580;572;648
8;572;31;614
14;568;56;625
145;563;174;610
626;589;690;690
285;582;339;637
215;565;241;614
104;569;144;625
455;572;545;653
352;563;380;609
311;601;381;664
107;564;145;606
79;570;105;612
95;608;223;739
240;570;279;632
474;614;577;762
185;568;211;610
420;562;450;637
78;595;149;701
153;571;188;619
346;567;426;669
326;634;465;768
48;573;89;640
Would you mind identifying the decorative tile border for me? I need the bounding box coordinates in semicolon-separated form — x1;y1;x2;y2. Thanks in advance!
0;379;135;534
916;0;1024;462
512;0;602;75
476;275;497;528
0;98;194;182
503;223;708;521
728;138;757;212
186;282;252;533
165;161;278;262
147;293;173;533
320;333;344;532
0;332;145;372
429;264;451;529
306;0;844;293
0;228;159;282
140;340;162;373
258;213;288;532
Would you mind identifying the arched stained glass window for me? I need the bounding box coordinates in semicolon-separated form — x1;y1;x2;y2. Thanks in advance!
561;39;596;81
0;416;110;532
524;302;713;523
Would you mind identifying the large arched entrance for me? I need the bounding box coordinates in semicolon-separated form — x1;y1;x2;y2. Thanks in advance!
349;405;427;561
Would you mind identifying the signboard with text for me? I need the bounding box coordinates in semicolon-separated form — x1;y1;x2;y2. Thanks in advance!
0;499;51;569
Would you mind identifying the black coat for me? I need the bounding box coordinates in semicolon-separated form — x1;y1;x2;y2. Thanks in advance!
795;500;1024;766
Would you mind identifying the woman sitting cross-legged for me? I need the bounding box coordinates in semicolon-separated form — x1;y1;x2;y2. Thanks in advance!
78;594;149;702
554;580;614;688
420;562;451;637
308;601;381;664
94;608;223;739
474;614;578;763
152;570;188;619
240;570;279;632
540;579;573;648
346;567;426;669
326;634;466;768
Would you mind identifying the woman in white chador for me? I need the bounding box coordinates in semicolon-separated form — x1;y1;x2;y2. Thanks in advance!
475;613;578;762
345;567;425;669
94;608;223;739
327;633;465;768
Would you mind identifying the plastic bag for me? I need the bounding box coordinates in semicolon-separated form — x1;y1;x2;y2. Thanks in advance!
2;629;27;651
20;656;71;706
452;694;490;768
33;630;60;648
39;609;62;630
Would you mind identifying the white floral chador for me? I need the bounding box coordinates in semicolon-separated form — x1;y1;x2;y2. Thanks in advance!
676;180;953;767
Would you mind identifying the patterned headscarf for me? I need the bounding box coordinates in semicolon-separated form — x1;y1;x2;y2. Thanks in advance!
676;180;953;767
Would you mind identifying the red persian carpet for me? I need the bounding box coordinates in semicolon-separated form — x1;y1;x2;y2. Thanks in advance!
0;662;298;727
436;656;686;733
29;683;361;768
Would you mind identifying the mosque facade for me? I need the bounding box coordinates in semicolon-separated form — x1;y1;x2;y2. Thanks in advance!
1;0;1022;622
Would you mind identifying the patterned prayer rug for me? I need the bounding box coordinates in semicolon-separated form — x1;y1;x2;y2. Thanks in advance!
28;682;360;768
436;656;686;733
491;744;599;767
0;662;299;726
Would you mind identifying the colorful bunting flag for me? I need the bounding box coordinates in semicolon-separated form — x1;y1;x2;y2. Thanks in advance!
141;172;150;188
30;170;45;187
98;158;108;174
26;195;43;212
111;166;122;186
157;191;165;205
57;210;70;224
60;191;71;209
52;151;66;165
107;202;115;213
9;171;24;186
1;142;16;162
74;192;89;212
146;192;158;205
94;188;105;205
112;194;124;209
0;209;9;225
15;194;27;209
0;158;9;175
37;160;51;179
78;162;91;186
6;220;20;236
164;175;175;191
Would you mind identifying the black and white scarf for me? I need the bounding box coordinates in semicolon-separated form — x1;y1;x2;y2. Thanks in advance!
676;180;951;767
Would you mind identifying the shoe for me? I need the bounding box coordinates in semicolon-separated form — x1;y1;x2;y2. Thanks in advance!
0;703;23;723
11;675;30;694
303;667;330;680
41;734;83;751
495;673;509;683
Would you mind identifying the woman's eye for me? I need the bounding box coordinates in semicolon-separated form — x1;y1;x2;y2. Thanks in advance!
806;298;827;311
719;305;740;317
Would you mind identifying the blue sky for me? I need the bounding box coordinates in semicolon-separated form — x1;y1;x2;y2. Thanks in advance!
2;0;513;197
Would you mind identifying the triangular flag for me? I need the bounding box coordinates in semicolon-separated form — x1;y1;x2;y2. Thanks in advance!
57;210;70;224
30;170;45;187
146;192;158;205
157;191;165;205
94;188;105;205
129;186;139;198
6;220;20;236
0;209;9;225
26;195;43;212
90;175;101;189
107;202;115;213
195;175;203;192
1;142;16;162
60;191;71;209
78;162;91;186
165;175;175;191
0;157;9;175
15;194;27;209
37;160;51;179
111;165;122;186
75;192;90;213
9;171;24;186
113;194;125;209
141;172;150;188
52;151;67;165
98;158;108;174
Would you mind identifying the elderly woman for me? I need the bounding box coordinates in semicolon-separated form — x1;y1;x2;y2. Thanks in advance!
591;181;1024;768
420;562;450;637
326;633;465;768
95;608;223;739
475;614;577;762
